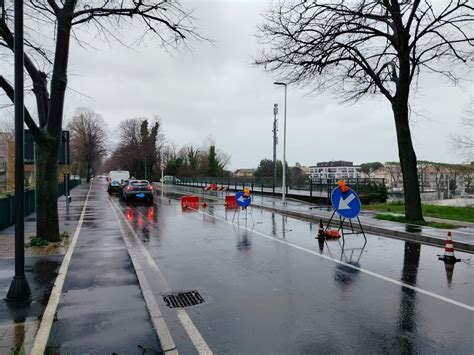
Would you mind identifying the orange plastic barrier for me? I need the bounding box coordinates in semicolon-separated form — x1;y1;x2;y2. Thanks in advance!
181;196;200;210
325;229;341;239
224;195;238;209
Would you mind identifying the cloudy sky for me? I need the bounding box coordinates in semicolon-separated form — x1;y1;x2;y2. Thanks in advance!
2;0;473;170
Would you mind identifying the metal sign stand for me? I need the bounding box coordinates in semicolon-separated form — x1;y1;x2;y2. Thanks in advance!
325;209;367;247
232;206;255;227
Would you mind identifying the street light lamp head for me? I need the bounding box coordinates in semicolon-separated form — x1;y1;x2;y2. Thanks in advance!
273;81;287;86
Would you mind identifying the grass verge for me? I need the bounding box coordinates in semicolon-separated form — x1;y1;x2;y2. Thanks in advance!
374;214;460;229
366;203;474;223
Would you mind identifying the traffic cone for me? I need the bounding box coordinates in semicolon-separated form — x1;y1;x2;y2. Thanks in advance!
438;232;460;263
316;219;325;239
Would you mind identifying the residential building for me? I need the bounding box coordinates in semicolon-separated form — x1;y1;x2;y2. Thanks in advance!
309;161;361;180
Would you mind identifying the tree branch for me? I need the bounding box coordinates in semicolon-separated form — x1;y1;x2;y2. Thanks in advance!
0;75;43;141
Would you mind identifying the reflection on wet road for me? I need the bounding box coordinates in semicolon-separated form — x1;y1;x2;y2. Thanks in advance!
116;191;473;354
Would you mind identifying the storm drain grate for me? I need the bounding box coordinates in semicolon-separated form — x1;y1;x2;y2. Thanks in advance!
163;291;205;308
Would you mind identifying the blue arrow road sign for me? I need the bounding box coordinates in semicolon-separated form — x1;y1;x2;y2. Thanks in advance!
330;187;361;219
235;191;252;208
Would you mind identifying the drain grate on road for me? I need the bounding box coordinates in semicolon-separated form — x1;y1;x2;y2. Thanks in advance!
163;291;205;308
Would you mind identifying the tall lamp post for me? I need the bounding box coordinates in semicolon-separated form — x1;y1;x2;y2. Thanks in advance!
272;103;278;186
6;0;31;302
274;82;287;204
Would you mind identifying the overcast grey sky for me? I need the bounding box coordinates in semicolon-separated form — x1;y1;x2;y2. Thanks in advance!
3;0;473;170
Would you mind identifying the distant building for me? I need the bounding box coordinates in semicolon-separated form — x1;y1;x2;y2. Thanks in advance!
294;162;309;174
0;132;35;191
309;161;361;180
234;168;256;177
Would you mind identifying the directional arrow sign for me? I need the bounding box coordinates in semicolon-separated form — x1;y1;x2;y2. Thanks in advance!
331;186;361;219
338;193;356;210
235;191;252;207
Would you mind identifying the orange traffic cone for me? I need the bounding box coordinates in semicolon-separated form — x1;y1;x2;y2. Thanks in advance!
438;232;460;263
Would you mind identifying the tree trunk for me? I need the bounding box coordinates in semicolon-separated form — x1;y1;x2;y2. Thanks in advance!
36;138;60;242
392;101;424;222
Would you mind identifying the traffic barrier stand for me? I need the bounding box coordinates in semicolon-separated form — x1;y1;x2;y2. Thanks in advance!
224;195;238;209
438;231;461;263
181;196;199;211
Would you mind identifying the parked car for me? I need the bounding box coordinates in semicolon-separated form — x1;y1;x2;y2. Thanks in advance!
122;180;153;204
160;175;181;184
107;170;130;194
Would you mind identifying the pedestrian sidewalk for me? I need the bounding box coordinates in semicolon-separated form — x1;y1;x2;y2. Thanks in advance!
0;182;90;354
159;184;474;253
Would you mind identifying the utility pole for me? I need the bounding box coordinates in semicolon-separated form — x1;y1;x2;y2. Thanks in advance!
273;103;278;186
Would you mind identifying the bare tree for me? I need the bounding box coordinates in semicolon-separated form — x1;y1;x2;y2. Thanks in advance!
68;107;108;182
257;0;473;221
451;98;474;161
0;1;199;241
111;117;161;179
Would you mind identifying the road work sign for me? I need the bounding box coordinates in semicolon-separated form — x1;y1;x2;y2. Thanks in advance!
235;190;252;208
330;186;361;219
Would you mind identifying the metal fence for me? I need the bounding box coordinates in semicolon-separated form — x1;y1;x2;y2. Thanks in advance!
175;176;386;204
0;178;81;231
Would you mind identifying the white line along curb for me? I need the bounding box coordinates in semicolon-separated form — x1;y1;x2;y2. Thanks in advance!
31;183;93;355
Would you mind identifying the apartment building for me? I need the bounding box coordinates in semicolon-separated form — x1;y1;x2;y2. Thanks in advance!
309;161;361;180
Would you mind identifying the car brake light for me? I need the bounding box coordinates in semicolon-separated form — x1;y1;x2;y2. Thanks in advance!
147;185;153;191
127;186;133;191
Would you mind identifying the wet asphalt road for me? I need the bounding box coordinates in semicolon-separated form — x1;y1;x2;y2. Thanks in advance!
46;185;161;354
112;183;473;354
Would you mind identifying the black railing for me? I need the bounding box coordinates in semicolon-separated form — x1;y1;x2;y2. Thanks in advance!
174;176;387;204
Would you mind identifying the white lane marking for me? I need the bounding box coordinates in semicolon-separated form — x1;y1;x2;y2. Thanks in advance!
109;197;214;355
176;310;213;355
190;207;474;312
31;183;93;355
108;197;177;353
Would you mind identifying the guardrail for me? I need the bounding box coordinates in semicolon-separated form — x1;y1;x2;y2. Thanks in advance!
0;178;81;231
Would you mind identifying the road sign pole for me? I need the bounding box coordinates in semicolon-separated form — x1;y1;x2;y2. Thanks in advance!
7;0;31;303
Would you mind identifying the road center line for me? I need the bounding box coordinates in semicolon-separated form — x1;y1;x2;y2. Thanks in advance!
190;206;474;311
109;197;214;355
31;183;93;355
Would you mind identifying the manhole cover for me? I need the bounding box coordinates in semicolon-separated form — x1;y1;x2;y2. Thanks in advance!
163;291;205;308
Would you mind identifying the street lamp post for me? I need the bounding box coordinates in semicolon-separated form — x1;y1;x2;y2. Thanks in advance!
274;82;287;205
272;103;278;187
6;0;31;302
